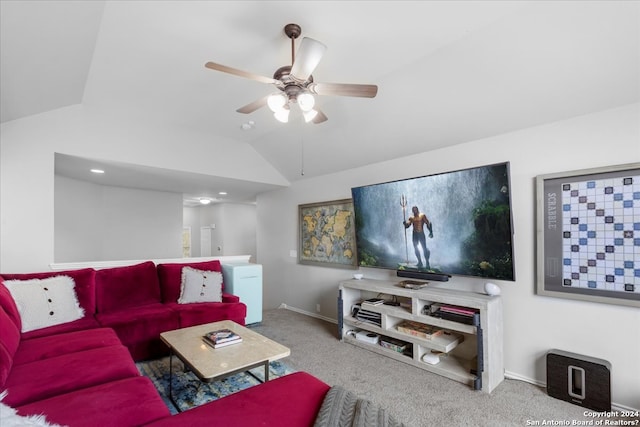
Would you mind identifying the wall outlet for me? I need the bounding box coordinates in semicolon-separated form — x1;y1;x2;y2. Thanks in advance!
289;250;297;258
316;304;321;313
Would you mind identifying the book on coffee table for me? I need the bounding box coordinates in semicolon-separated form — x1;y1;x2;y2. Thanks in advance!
203;329;242;348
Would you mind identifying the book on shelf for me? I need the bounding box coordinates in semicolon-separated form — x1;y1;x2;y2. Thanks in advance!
355;311;382;327
203;329;242;348
437;305;477;317
379;336;409;354
362;298;385;306
396;320;444;339
432;310;479;325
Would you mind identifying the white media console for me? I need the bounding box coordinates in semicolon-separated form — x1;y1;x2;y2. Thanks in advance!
338;278;504;392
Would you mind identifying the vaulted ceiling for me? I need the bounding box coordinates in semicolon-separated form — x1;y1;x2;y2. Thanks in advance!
2;1;638;202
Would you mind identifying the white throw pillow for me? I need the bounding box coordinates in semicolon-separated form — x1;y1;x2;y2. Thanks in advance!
4;276;84;333
178;267;223;304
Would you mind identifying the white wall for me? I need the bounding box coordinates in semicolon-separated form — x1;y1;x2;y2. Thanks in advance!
54;176;103;262
183;203;257;261
0;105;287;272
55;175;183;262
219;203;257;262
256;103;640;409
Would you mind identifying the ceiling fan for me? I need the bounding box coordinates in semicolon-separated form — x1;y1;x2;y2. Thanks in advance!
205;23;378;124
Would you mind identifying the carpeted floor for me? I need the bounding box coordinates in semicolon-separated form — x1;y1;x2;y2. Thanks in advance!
138;309;637;426
136;357;294;414
250;309;637;427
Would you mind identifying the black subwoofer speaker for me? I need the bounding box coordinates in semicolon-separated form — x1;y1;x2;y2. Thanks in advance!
546;349;611;412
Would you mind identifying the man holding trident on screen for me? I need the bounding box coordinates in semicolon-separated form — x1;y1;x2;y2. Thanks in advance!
403;204;434;269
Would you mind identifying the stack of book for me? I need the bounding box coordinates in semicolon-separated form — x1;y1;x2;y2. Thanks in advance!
353;304;382;327
398;280;428;290
203;329;243;348
361;298;385;307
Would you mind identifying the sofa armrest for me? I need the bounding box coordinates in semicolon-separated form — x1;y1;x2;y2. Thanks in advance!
143;372;330;427
222;293;240;303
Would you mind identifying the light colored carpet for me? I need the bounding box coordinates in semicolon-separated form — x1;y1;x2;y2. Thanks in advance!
252;308;629;427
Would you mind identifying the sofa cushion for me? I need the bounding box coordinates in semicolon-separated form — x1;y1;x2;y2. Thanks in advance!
96;303;179;361
0;342;13;390
0;308;20;388
0;279;21;332
4;275;84;333
157;260;223;303
15;376;170;427
2;344;139;407
1;391;64;427
0;306;20;358
144;371;331;427
96;261;161;313
178;267;222;304
20;317;101;341
14;328;121;365
0;268;96;317
222;293;241;303
166;301;247;329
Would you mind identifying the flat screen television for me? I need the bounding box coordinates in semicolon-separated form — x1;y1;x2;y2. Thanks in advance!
351;162;515;281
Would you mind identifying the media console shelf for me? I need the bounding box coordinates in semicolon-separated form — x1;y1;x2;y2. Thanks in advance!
338;278;504;392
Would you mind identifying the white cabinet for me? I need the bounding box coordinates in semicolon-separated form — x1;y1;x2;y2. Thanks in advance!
221;263;263;325
338;279;504;392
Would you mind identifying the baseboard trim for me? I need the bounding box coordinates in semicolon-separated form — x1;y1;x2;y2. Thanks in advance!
504;370;545;387
278;303;337;324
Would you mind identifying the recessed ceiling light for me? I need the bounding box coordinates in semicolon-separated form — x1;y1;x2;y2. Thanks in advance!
90;169;105;174
199;198;212;205
218;191;227;195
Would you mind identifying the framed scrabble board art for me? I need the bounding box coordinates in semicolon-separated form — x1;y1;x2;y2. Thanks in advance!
536;163;640;307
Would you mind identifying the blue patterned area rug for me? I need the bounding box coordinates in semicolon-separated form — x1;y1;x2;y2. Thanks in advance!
136;357;295;414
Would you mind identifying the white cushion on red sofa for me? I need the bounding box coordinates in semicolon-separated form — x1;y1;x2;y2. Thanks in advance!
178;267;222;304
4;276;84;333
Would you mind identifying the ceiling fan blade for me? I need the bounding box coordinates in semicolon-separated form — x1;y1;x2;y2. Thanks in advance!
236;95;269;114
290;37;327;82
312;110;328;124
205;61;276;85
308;82;378;98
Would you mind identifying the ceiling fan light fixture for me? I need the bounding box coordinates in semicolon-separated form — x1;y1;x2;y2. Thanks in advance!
274;106;290;123
297;91;315;112
290;37;327;82
205;23;377;126
267;93;287;113
303;109;318;123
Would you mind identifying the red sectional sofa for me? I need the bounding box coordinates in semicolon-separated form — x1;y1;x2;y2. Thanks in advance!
0;260;330;426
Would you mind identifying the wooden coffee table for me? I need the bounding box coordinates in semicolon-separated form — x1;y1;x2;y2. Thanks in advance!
160;320;290;411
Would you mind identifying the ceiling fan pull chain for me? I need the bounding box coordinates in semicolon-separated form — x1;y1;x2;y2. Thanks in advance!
300;135;305;176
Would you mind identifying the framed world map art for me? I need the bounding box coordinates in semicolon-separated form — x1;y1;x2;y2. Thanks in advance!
298;199;358;269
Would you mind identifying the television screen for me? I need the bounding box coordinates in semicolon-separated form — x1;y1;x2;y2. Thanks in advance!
351;162;515;281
